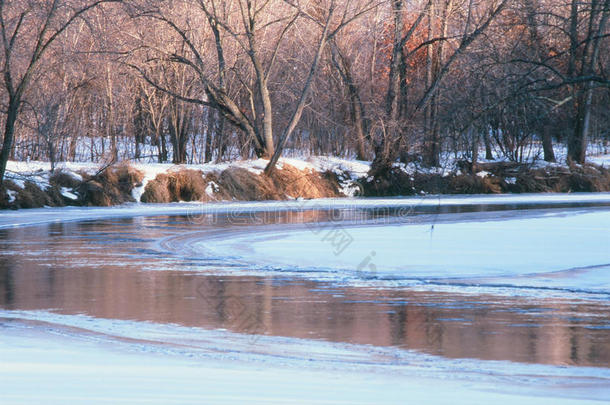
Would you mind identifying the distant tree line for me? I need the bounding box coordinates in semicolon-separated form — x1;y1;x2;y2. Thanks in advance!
0;0;608;184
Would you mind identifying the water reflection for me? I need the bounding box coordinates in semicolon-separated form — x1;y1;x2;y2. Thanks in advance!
0;211;608;367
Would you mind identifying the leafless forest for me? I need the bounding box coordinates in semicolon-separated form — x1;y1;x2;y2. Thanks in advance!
0;0;608;184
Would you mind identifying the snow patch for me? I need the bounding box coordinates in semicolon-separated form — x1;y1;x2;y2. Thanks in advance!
589;153;610;167
6;175;25;188
66;171;83;182
60;187;78;200
6;189;17;203
205;181;220;197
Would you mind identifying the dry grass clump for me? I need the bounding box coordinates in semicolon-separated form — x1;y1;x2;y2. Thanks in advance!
168;170;208;201
514;169;554;192
0;180;21;209
511;164;610;193
77;179;112;206
142;165;340;203
141;170;229;203
566;164;610;192
201;172;232;200
320;171;343;196
218;167;281;201
362;159;416;197
141;173;172;203
412;173;449;194
362;157;610;196
114;164;144;195
448;174;504;194
49;170;82;189
78;164;144;206
1;179;66;209
121;158;610;203
362;159;509;196
3;161;339;209
43;184;66;207
271;164;341;199
16;181;54;208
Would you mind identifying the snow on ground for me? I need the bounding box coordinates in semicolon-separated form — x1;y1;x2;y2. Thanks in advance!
589;153;610;167
6;149;610;202
5;156;372;201
1;310;608;405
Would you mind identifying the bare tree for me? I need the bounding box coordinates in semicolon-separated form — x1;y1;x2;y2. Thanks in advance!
0;0;119;185
505;0;609;163
128;0;378;175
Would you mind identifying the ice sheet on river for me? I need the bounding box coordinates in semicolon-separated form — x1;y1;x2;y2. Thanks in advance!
2;192;610;229
1;310;608;405
198;208;610;296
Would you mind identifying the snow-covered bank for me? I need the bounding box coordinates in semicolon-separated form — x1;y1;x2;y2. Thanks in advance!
1;310;608;405
5;152;610;210
0;156;370;208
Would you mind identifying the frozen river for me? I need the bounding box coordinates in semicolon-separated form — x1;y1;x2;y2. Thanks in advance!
1;195;609;404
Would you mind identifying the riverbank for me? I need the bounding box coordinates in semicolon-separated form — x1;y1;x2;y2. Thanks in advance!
0;157;365;209
2;154;610;209
2;192;610;229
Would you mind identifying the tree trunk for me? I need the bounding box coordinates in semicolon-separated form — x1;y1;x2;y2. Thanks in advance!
205;107;215;163
69;135;77;161
541;126;555;162
483;130;493;160
258;80;274;158
264;7;334;175
160;131;167;163
330;42;369;160
106;66;117;162
247;20;275;159
424;0;451;167
566;0;608;164
471;131;479;173
0;99;19;186
568;91;590;164
423;0;435;166
385;0;404;126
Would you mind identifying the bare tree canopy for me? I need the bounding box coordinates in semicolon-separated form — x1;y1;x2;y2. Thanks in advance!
0;0;608;185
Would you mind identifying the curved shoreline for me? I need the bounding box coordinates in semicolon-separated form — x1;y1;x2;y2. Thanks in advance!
2;192;610;229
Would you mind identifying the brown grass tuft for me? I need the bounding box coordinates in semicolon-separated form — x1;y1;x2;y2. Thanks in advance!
77;180;112;206
141;169;217;203
49;170;82;189
218;167;281;201
141;173;172;203
448;175;504;194
114;164;144;195
0;180;20;209
16;181;51;208
44;185;66;207
169;170;208;201
362;159;415;197
509;164;610;193
271;164;341;199
78;164;144;206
